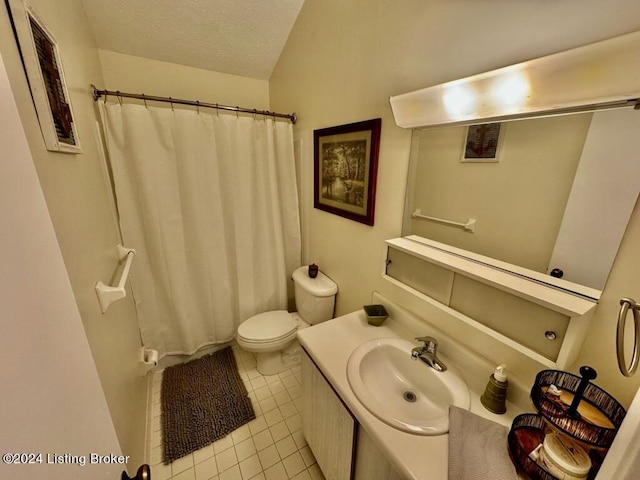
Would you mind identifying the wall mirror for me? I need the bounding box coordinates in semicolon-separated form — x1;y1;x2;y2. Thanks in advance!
402;106;640;295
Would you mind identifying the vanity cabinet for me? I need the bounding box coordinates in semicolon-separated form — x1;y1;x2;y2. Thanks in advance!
302;351;356;480
354;425;404;480
302;350;407;480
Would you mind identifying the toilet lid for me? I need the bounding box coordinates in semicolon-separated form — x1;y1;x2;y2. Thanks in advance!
237;310;297;343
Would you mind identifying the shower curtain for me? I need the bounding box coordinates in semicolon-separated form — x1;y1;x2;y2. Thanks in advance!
100;103;301;357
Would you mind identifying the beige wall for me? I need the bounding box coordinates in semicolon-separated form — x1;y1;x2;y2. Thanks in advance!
98;49;270;109
0;7;272;465
0;48;123;480
0;0;146;466
409;114;590;272
270;0;640;406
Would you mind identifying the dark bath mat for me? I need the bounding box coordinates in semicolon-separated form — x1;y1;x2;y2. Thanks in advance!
161;346;255;463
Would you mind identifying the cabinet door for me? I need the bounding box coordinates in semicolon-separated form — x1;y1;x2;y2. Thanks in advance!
354;425;405;480
302;351;356;480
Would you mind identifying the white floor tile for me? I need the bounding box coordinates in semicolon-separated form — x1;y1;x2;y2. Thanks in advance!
248;416;268;436
291;470;312;480
172;454;194;475
284;413;301;433
147;346;313;480
267;380;286;395
193;445;215;465
235;438;257;462
213;436;235;455
216;446;238;473
257;445;279;470
275;436;297;459
150;462;172;480
194;456;218;479
250;376;267;390
172;467;196;480
264;408;284;427
278;401;297;419
273;390;292;406
218;465;242;480
238;454;262;480
269;421;290;443
231;424;252;444
253;386;272;401
258;396;278;413
282;452;306;478
252;429;275;452
263;462;287;480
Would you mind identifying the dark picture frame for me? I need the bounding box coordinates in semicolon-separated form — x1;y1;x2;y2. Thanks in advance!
8;0;81;153
314;118;382;226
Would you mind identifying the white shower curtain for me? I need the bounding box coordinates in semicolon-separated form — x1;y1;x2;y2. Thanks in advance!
100;103;301;357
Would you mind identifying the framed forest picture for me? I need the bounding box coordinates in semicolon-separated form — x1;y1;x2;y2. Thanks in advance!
314;118;382;226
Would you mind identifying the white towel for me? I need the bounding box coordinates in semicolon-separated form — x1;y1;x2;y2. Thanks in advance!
448;406;518;480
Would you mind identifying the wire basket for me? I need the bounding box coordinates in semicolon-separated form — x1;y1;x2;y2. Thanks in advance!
508;414;558;480
530;369;626;448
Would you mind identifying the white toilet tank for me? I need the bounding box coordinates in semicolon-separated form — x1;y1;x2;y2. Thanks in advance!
292;266;338;325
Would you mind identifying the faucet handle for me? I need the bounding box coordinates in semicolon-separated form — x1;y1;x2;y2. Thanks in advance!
415;335;438;346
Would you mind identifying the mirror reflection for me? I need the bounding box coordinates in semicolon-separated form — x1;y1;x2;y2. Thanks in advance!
403;107;640;292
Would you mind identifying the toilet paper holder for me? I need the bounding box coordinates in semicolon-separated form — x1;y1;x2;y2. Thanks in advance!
141;348;158;367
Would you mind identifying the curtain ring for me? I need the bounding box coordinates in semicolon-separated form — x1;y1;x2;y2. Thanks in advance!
103;92;108;104
617;298;640;377
253;108;257;120
215;103;219;117
116;90;122;106
142;94;147;108
170;97;174;111
236;107;239;119
196;100;200;114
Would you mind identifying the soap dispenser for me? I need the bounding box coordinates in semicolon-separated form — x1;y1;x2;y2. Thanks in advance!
481;364;508;414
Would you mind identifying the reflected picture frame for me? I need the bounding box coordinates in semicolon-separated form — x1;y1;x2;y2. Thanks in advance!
461;123;503;163
314;118;382;226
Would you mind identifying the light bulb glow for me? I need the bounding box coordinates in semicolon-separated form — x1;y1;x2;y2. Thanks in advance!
490;72;530;109
442;83;477;119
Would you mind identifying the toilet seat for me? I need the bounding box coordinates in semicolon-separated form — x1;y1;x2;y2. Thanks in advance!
237;310;297;345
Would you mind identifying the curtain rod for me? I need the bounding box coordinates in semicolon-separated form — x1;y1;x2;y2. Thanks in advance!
90;85;297;124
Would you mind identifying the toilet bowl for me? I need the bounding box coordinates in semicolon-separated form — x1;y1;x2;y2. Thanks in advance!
236;266;337;375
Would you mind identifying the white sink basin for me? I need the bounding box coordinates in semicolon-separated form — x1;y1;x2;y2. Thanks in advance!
347;338;470;435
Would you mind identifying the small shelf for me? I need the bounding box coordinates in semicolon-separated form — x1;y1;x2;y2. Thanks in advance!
385;236;597;318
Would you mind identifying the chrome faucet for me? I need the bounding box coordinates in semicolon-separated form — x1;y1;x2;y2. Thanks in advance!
411;336;447;372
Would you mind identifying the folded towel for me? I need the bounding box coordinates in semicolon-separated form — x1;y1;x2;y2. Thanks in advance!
448;406;518;480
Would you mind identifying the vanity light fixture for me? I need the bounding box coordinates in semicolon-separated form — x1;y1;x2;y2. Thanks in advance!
390;30;640;128
489;69;530;111
442;81;477;119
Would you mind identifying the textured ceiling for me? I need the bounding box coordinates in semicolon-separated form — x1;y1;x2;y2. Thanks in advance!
80;0;305;80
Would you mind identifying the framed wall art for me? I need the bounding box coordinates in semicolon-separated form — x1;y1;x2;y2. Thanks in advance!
8;0;81;153
314;118;382;226
461;122;502;162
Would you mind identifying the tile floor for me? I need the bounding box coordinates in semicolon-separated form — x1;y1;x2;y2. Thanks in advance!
147;345;326;480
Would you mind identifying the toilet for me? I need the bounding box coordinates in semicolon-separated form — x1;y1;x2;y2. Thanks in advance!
236;266;338;375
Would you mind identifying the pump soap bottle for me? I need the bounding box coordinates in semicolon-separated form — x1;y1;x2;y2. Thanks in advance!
481;364;508;414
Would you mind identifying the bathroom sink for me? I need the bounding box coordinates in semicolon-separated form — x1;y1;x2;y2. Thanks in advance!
346;338;470;435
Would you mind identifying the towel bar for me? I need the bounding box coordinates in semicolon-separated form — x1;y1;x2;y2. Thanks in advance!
95;244;136;313
411;208;476;232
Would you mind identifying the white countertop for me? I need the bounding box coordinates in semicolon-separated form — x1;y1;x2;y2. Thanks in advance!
297;307;525;480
